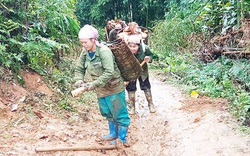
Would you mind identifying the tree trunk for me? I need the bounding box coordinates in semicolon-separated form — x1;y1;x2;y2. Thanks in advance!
146;0;149;28
241;0;244;21
129;1;133;22
237;0;241;26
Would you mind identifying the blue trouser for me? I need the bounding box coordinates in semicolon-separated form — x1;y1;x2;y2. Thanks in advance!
98;90;130;127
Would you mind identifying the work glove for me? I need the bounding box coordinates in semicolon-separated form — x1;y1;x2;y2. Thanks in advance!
74;80;83;88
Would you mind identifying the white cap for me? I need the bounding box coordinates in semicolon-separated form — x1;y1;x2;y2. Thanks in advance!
78;24;99;39
78;24;101;47
128;35;140;44
115;24;122;30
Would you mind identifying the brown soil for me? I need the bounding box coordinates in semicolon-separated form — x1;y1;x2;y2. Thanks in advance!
0;70;250;156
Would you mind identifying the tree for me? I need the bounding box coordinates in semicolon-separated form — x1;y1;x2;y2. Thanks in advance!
75;0;168;27
0;0;79;77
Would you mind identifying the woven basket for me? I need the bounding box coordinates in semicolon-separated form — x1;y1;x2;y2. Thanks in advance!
107;39;142;81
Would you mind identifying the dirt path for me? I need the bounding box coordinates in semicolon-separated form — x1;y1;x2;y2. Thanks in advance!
1;71;250;156
125;73;250;156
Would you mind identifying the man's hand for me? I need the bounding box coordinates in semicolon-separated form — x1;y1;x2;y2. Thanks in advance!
84;83;94;91
71;86;87;97
74;80;83;88
71;83;94;97
144;56;150;63
124;81;129;86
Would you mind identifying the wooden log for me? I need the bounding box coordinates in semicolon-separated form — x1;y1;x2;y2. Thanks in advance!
212;47;244;54
222;51;250;54
35;144;117;152
140;60;146;66
71;86;88;97
216;29;243;41
225;48;244;51
105;27;109;41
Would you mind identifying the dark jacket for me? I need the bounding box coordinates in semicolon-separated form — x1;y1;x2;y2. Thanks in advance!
109;29;118;41
134;44;153;81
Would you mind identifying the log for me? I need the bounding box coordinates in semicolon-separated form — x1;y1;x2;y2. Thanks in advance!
35;139;125;153
35;144;116;152
71;86;88;97
225;48;244;51
105;27;109;41
140;60;146;66
222;51;250;54
216;29;243;41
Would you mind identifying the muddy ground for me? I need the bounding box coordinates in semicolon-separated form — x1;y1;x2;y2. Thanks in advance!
0;69;250;156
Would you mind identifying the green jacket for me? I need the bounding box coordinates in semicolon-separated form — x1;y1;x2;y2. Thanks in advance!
74;44;124;98
109;29;117;41
134;44;153;81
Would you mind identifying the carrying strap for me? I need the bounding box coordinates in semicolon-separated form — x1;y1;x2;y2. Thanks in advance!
141;39;146;52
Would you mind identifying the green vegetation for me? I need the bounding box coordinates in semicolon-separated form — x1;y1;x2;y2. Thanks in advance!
150;0;250;127
75;0;167;27
1;0;250;128
0;0;79;80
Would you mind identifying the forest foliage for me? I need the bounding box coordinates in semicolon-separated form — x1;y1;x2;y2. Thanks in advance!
1;0;250;127
0;0;79;80
150;0;250;127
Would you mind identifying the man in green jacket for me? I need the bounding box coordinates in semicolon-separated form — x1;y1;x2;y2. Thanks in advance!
74;24;130;144
109;24;122;41
125;35;156;114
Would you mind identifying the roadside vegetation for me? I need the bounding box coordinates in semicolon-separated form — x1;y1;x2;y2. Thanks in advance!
0;0;250;130
150;1;250;129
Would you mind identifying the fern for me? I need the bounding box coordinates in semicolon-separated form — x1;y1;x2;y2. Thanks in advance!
0;20;25;37
230;63;244;76
37;36;69;49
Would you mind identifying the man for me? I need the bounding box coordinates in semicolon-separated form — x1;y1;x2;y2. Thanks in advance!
74;24;130;144
109;24;122;41
125;35;156;114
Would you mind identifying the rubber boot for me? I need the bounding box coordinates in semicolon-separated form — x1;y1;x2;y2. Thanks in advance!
144;89;156;113
110;126;128;145
101;121;118;141
127;91;136;115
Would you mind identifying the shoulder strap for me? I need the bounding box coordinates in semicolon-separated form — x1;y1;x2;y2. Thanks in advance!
141;40;146;52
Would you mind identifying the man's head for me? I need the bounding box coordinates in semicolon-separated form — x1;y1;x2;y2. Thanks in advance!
115;24;122;30
78;25;100;51
128;35;140;44
78;25;99;39
128;35;141;54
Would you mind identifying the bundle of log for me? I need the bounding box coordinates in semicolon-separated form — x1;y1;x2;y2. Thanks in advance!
200;19;250;62
105;19;149;45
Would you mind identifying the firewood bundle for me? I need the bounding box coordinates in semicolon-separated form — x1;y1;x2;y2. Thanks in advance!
200;19;250;62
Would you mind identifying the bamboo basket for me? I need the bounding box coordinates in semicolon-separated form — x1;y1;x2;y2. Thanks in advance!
107;39;142;81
